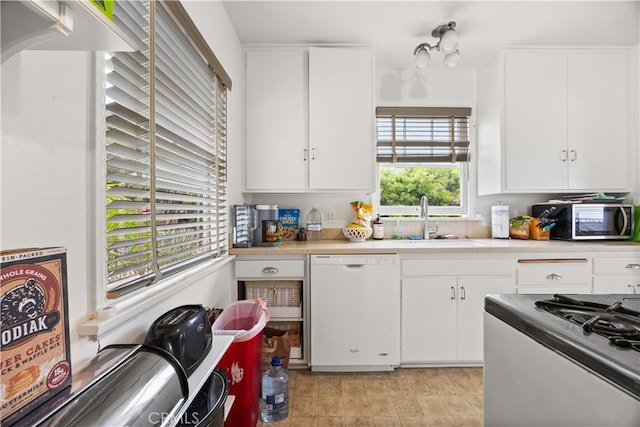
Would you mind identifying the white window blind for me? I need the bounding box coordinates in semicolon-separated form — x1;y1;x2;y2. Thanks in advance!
105;0;229;298
376;107;471;163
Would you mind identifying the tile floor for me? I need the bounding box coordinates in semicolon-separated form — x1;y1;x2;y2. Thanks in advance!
256;367;484;427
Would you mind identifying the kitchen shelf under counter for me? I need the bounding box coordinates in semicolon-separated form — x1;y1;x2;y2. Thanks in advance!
230;238;640;255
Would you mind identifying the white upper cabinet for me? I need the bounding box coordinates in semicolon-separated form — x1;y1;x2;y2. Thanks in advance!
308;47;374;191
1;1;136;63
244;46;374;192
245;49;308;191
477;48;631;195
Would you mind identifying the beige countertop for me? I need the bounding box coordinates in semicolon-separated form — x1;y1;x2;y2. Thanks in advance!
230;238;640;255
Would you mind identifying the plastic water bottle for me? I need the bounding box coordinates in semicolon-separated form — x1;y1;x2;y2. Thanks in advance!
261;356;289;422
306;207;322;241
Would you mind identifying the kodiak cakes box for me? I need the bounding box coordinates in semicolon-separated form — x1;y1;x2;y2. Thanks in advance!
1;247;72;425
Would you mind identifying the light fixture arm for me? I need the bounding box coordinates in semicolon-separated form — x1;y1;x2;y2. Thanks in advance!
431;21;456;41
413;20;460;68
413;42;435;55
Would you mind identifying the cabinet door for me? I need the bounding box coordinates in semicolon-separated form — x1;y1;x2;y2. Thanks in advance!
308;47;373;191
593;277;639;294
457;277;515;361
504;52;568;191
567;52;629;191
401;278;457;362
245;50;307;191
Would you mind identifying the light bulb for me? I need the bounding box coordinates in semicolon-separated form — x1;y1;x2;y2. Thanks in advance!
444;50;461;68
414;47;431;69
439;29;458;53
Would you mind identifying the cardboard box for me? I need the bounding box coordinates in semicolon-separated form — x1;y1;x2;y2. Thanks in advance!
1;247;72;425
277;208;300;240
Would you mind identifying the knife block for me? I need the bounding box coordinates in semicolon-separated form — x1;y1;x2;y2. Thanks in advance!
529;219;550;240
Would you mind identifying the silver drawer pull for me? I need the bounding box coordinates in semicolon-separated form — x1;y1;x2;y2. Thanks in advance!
546;273;562;280
628;284;637;294
262;267;279;274
625;264;640;270
450;286;456;300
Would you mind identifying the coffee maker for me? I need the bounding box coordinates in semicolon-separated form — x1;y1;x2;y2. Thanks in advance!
252;204;280;247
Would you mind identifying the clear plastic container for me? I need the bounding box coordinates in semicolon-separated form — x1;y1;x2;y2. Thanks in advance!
261;356;289;423
306;207;322;241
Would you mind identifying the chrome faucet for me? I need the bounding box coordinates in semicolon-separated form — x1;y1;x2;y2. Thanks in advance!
420;196;438;239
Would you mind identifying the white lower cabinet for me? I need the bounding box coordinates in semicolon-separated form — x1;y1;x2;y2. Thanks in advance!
235;256;308;365
592;254;640;294
401;257;515;364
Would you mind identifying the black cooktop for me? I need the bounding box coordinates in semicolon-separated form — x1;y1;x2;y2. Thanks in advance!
485;293;640;400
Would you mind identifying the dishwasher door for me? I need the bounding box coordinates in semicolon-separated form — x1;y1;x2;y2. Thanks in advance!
310;254;400;371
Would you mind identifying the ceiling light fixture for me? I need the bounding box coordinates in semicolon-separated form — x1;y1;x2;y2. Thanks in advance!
413;21;461;69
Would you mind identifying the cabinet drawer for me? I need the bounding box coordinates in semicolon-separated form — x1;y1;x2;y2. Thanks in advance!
516;284;592;294
402;259;513;277
235;260;305;279
517;259;590;285
593;257;640;275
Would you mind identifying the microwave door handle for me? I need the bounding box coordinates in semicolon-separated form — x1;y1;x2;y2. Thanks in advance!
617;206;629;236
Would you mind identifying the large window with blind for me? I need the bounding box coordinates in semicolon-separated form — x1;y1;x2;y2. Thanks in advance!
376;107;471;217
105;1;231;299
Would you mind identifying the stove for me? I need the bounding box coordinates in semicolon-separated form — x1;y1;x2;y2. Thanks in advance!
484;293;640;427
535;294;640;352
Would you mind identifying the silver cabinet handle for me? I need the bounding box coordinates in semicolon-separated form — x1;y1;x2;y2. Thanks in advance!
625;263;640;270
303;148;308;161
628;284;637;294
311;147;317;160
569;150;577;161
450;286;456;300
561;150;568;162
460;286;466;300
546;273;562;280
262;267;279;274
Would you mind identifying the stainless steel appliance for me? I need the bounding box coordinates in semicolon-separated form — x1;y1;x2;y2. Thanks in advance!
32;344;189;427
531;202;633;240
253;204;280;247
484;294;640;426
144;305;213;376
232;204;256;248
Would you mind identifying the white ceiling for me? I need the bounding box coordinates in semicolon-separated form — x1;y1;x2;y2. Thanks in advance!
221;0;640;69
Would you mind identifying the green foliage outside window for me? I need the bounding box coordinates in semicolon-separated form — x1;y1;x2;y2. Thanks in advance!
379;167;460;207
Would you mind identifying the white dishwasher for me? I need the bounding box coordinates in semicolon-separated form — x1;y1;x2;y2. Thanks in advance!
310;254;400;371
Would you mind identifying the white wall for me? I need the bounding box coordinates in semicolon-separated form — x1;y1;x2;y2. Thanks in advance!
0;2;244;370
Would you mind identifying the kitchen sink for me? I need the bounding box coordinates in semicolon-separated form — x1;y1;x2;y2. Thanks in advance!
398;239;489;247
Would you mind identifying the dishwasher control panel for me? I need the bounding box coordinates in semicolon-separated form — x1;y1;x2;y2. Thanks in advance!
311;255;397;265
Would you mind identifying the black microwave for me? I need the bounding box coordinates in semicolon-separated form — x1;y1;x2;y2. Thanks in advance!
531;203;633;240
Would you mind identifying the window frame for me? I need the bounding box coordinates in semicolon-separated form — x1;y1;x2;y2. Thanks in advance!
375;107;472;218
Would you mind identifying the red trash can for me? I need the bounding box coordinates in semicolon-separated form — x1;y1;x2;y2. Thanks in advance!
213;298;269;427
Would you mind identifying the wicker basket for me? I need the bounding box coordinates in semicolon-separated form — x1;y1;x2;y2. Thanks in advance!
245;281;302;317
342;227;372;241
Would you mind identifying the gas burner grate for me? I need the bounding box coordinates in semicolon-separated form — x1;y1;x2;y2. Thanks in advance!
535;294;640;352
